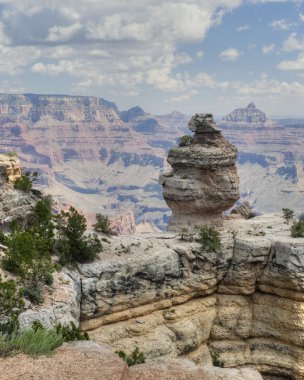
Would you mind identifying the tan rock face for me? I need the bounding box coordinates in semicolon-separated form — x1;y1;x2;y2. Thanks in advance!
0;154;21;183
78;214;304;380
160;113;239;230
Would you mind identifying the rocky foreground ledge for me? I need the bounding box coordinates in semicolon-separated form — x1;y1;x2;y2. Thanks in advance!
0;341;262;380
19;213;304;380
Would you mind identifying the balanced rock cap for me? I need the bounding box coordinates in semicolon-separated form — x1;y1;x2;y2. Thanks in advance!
188;113;221;134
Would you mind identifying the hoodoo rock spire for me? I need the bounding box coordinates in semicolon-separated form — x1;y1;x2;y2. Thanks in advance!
160;113;240;230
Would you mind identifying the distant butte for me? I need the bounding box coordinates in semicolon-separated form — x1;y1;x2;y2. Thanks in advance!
221;102;273;125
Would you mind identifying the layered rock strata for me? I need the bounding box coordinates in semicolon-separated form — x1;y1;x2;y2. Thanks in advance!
77;214;304;380
160;113;239;230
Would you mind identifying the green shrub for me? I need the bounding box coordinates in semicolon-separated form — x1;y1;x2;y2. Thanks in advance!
3;230;53;284
44;273;54;286
93;213;112;234
14;174;32;192
56;321;89;342
196;225;221;252
282;208;294;224
178;135;193;147
0;230;7;245
24;285;42;304
290;219;304;238
5;151;17;158
0;327;63;356
55;207;102;265
179;226;194;242
0;276;24;335
9;219;20;233
116;347;145;366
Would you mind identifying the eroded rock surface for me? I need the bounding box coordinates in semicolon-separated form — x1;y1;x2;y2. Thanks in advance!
78;214;304;380
160;113;239;230
19;269;81;329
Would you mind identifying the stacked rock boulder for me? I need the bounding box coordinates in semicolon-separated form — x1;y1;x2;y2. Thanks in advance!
160;113;239;230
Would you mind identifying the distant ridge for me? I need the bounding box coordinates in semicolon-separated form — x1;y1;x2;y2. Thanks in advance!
222;102;267;123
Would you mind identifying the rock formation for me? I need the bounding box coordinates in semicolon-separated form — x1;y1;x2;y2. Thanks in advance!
160;113;239;230
0;154;21;182
74;214;304;380
0;154;38;228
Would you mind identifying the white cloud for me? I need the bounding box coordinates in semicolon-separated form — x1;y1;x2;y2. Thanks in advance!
237;25;250;32
235;76;304;96
196;50;204;59
0;0;244;95
278;52;304;70
262;44;275;54
219;47;241;61
46;22;83;42
270;18;293;30
299;13;304;22
282;33;304;52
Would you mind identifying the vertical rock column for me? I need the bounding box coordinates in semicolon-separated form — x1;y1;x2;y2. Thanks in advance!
160;113;240;230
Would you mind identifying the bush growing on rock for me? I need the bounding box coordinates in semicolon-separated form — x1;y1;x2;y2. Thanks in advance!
0;276;24;335
290;217;304;238
179;226;194;242
13;170;38;192
178;135;193;147
55;207;102;265
2;230;53;297
93;213;112;235
2;197;55;304
13;173;32;192
56;321;89;342
196;225;221;252
282;208;294;224
116;347;145;366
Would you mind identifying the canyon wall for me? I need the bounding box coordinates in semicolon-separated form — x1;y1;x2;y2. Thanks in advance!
74;214;304;380
0;94;302;230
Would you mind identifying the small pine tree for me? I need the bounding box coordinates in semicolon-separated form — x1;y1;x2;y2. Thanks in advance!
0;276;24;334
93;213;112;234
196;225;221;252
55;207;102;264
282;208;294;224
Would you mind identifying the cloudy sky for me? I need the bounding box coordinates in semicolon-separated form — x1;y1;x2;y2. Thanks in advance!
0;0;304;116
